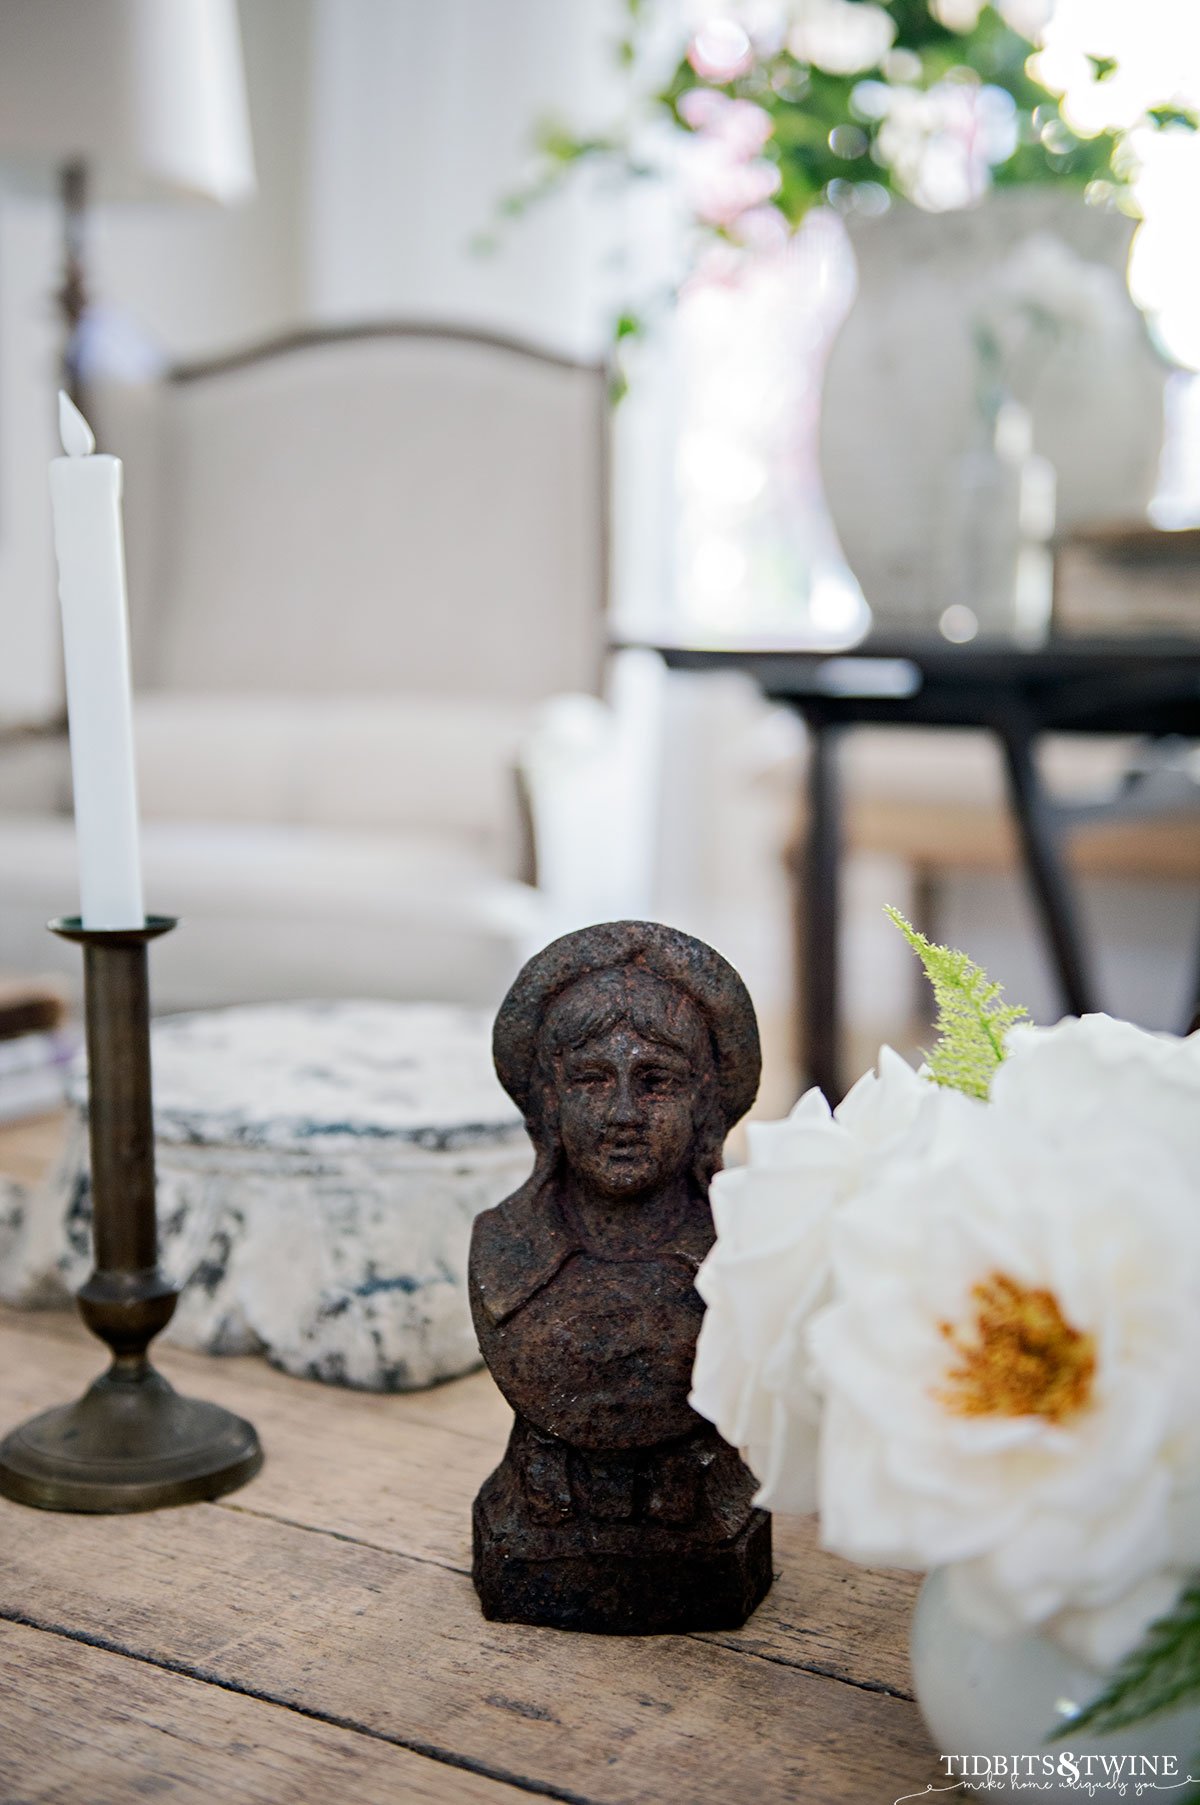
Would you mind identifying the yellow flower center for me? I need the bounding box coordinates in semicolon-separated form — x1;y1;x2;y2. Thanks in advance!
937;1272;1096;1423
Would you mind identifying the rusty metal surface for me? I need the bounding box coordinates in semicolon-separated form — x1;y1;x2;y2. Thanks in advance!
472;921;772;1633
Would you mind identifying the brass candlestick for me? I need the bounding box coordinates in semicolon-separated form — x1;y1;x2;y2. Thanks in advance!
0;916;262;1512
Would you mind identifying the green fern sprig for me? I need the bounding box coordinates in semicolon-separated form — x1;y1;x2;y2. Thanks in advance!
886;907;1028;1101
1055;1583;1200;1795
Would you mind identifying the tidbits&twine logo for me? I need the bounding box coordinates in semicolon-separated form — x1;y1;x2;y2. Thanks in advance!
892;1753;1197;1800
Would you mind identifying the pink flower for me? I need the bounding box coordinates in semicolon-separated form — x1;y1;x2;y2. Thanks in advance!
680;90;775;159
687;144;782;228
679;87;728;133
731;203;792;252
678;89;780;232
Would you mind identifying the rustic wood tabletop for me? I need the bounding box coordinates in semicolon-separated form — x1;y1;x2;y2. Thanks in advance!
0;1116;945;1805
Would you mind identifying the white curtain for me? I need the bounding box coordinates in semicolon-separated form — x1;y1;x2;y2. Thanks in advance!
306;0;620;358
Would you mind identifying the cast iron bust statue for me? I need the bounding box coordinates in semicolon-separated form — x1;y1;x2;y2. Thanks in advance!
470;920;772;1634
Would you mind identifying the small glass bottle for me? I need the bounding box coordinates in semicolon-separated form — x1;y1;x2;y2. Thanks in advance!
937;397;1056;644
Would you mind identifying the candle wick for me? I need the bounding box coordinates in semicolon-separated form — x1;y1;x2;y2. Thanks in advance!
58;390;96;459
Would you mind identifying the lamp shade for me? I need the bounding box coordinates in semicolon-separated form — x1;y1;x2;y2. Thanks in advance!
0;0;255;204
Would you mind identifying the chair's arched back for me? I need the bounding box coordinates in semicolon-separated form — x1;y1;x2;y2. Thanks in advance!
100;324;609;703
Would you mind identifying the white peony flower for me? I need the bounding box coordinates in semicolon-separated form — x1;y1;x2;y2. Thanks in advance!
690;1048;938;1512
994;1012;1200;1175
808;1091;1200;1657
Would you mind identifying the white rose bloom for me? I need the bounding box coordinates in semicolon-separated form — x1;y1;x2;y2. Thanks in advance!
809;1095;1200;1655
995;1013;1200;1175
690;1048;938;1512
993;1015;1200;1598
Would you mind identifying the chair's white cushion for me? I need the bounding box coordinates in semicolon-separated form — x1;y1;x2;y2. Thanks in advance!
132;692;531;875
0;817;542;1013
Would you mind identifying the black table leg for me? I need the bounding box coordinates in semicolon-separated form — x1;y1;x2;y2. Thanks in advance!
802;714;842;1104
996;719;1096;1017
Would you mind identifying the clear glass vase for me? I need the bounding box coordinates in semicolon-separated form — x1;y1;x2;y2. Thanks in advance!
672;212;871;646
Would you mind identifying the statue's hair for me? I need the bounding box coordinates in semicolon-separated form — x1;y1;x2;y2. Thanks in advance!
494;920;760;1131
538;964;712;1066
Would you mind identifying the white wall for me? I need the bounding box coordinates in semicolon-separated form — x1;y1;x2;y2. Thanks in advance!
304;0;679;645
0;195;61;720
306;0;619;356
0;0;311;721
0;0;644;722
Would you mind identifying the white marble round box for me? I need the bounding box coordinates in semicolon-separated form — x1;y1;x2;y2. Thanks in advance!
2;1002;532;1390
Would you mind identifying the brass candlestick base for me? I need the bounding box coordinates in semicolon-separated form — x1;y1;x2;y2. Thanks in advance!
0;917;262;1513
0;1365;262;1514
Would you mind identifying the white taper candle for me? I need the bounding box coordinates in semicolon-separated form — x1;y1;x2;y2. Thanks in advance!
48;392;144;929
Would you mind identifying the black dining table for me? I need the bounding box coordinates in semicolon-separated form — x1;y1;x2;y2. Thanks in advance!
633;633;1200;1103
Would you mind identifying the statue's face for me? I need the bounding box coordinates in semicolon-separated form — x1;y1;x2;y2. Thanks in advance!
556;1023;696;1201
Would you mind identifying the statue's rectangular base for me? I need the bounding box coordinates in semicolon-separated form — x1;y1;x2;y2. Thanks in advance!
473;1489;772;1634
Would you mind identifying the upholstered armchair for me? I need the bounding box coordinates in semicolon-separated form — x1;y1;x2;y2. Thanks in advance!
0;325;614;1011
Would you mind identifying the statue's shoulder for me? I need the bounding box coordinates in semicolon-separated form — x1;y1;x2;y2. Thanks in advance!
469;1177;578;1328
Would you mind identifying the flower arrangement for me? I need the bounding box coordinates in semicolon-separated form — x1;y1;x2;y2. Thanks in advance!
500;0;1197;360
645;0;1129;229
691;912;1200;1747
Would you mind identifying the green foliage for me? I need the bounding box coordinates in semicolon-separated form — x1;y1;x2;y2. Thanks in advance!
485;0;1197;362
1149;104;1200;131
532;122;618;167
1056;1584;1200;1797
652;0;1140;226
885;907;1027;1100
502;0;1193;241
1061;1586;1200;1736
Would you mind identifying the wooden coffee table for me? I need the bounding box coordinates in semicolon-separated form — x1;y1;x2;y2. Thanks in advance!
0;1116;940;1805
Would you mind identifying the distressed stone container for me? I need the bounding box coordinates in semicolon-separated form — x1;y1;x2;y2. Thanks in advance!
0;1001;532;1391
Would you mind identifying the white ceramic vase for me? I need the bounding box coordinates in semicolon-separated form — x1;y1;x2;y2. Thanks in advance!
820;191;1165;633
911;1568;1200;1805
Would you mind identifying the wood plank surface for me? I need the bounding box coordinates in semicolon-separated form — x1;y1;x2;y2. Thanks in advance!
0;1308;939;1804
2;1503;934;1805
0;1619;528;1805
0;1311;919;1701
0;1097;941;1805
